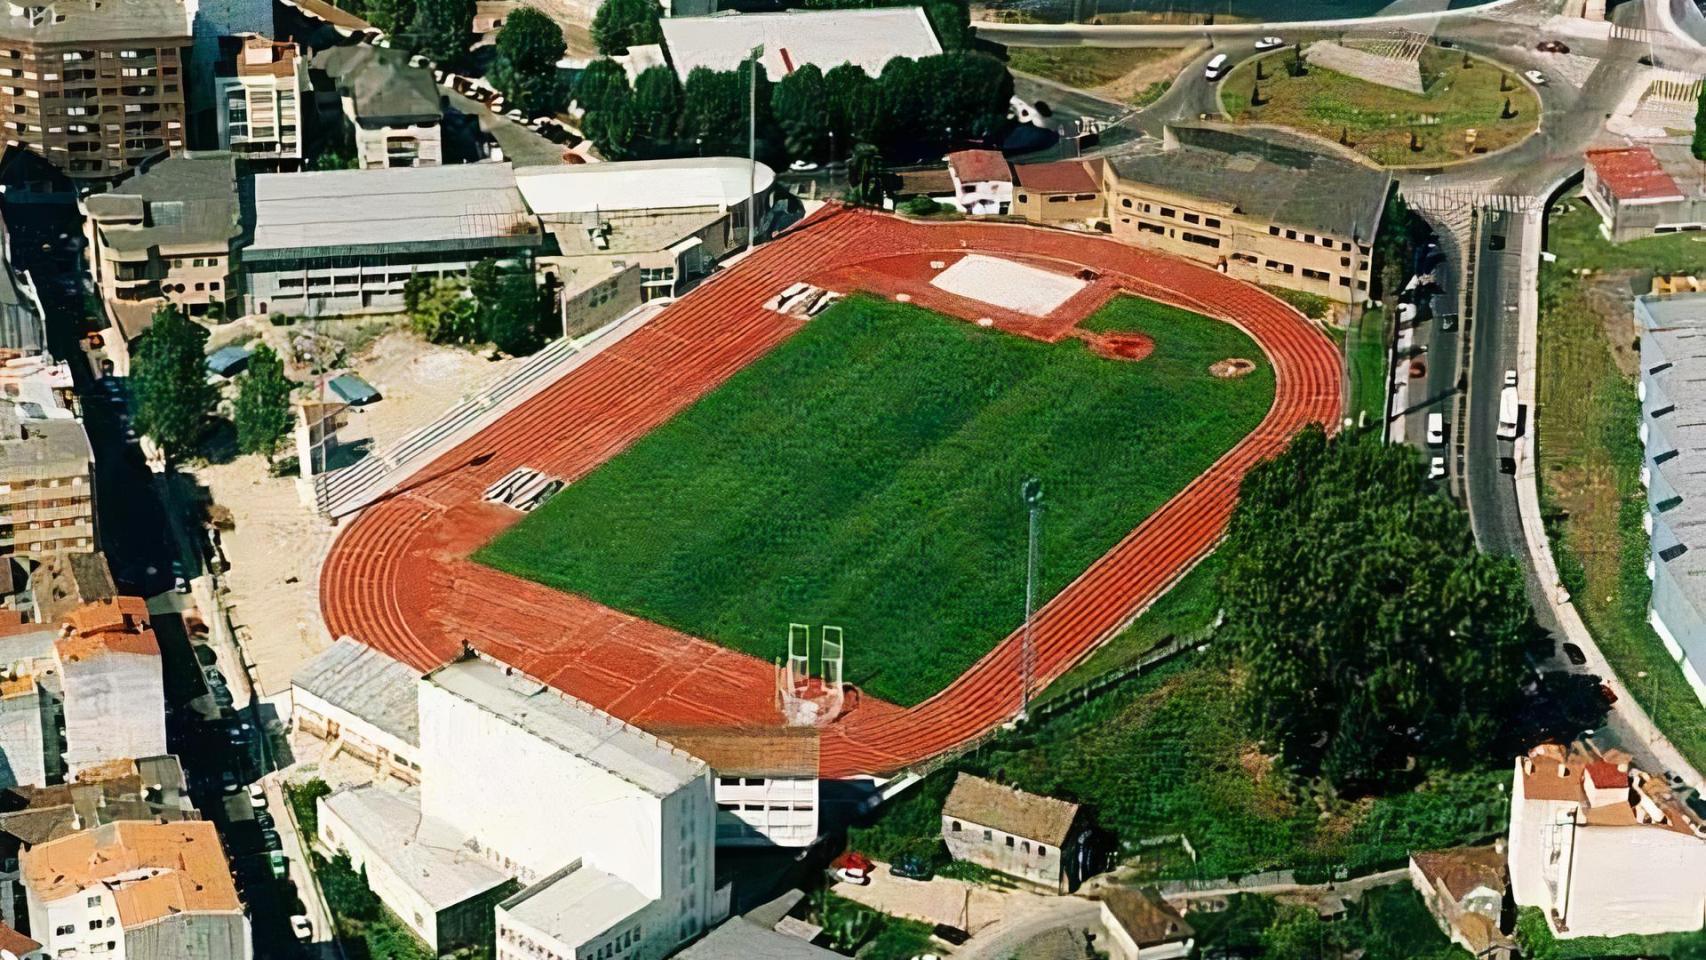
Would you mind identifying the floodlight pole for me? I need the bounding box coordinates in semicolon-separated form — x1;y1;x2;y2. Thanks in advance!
747;44;762;253
1019;477;1043;722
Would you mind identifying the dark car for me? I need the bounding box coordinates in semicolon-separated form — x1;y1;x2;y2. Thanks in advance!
890;854;934;881
1536;40;1570;53
1599;683;1619;706
1489;234;1507;251
1561;642;1587;666
1500;456;1517;475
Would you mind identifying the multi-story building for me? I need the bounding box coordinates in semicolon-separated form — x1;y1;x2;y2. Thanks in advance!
308;43;441;169
54;596;165;778
213;33;303;167
1508;743;1706;939
20;820;251;959
0;398;92;559
0;0;189;182
81;151;240;353
1102;124;1388;307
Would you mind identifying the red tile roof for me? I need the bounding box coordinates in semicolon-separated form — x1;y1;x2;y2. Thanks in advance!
1588;147;1686;202
947;150;1011;185
1586;760;1630;789
1013;160;1099;195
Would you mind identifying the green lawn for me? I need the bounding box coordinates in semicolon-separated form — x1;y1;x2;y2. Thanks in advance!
1221;46;1539;166
1538;198;1706;772
1516;907;1706;959
1348;306;1390;433
1005;45;1176;89
478;294;1273;706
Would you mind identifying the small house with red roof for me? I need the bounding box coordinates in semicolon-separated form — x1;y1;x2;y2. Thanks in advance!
1584;145;1704;241
1012;159;1106;225
946;150;1013;216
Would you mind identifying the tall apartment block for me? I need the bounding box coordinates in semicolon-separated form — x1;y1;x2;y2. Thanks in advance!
0;0;189;182
213;33;302;167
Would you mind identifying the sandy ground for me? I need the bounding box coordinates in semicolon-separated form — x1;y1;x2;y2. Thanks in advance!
1094;43;1208;102
832;863;1054;933
197;320;521;698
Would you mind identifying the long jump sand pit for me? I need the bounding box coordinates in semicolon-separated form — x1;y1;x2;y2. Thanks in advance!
929;254;1088;317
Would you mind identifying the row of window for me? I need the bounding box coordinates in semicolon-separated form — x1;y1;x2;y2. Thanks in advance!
948;820;1051;857
1118;196;1223;230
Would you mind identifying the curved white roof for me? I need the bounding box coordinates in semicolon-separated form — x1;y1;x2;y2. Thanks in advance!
515;157;775;217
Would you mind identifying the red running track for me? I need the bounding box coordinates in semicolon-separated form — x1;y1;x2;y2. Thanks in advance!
319;206;1342;778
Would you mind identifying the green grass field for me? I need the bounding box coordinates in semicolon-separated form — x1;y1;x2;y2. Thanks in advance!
477;294;1273;706
1005;45;1176;89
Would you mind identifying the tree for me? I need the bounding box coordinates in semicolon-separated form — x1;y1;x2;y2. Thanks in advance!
772;64;829;161
679;65;747;156
1220;426;1531;792
1694;84;1706;161
409;277;478;343
591;0;661;55
630;65;683;156
129;306;217;463
482;273;548;355
921;0;971;50
407;0;473;66
824;63;880;149
233;344;294;464
1262;904;1346;960
364;0;415;36
490;6;566;116
573;58;637;157
467;257;502;306
847;142;885;206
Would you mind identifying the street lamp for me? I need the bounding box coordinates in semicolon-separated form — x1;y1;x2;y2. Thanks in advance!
1019;477;1044;721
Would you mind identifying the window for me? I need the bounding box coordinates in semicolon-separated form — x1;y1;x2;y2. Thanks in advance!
1301;267;1329;281
961;185;974;194
1284;229;1297;240
950;821;962;831
1021;841;1030;853
89;919;103;929
1268;225;1280;236
1182;212;1200;224
1340;257;1351;267
982;829;992;841
1204;217;1220;228
719;776;740;787
1137;221;1164;235
1304;233;1315;243
1016;193;1028;203
1038;845;1047;857
1005;835;1015;847
1120;197;1132;208
86;895;101;907
1181;231;1220;248
1159;207;1175;218
1339;277;1351;287
55;924;73;936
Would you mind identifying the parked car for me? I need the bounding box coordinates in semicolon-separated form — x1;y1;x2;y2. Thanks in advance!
261;828;282;851
1500;456;1517;475
1536;39;1570;53
1429;456;1446;480
1561;642;1587;666
1504;368;1518;388
291;915;313;942
1665;769;1688;790
832;851;874;885
1203;53;1229;82
1524;69;1548;86
1254;35;1285;51
1598;683;1619;706
255;810;275;832
268;851;287;879
248;783;268;808
890;854;934;881
220;771;239;794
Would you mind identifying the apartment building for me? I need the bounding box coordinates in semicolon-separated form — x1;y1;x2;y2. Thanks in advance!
54;596;165;778
213;33;303;167
309;43;441;169
21;820;251;960
0;0;189;182
0;399;92;559
1103;125;1388;306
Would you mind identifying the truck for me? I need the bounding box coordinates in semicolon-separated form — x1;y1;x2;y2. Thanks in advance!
1498;385;1521;440
1427;412;1445;447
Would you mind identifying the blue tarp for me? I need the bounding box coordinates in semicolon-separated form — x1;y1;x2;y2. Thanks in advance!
205;345;251;377
328;373;381;406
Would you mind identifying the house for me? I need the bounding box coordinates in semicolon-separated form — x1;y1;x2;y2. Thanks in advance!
1409;846;1515;958
29;551;116;625
941;772;1083;891
657;726;820;847
657;7;941;82
1094;887;1193;960
1507;743;1706;939
214;33;307;168
946;149;1013;216
54;597;165;778
291;636;422;782
310;43;442;169
1584;145;1706;242
1012;160;1105;225
20;820;250;960
1102;124;1388;306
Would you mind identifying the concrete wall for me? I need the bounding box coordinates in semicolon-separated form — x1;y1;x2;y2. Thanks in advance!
712;775;817;847
59;651;165;776
317;796;446;950
246;247;525;318
351;114;442;169
1013;188;1104;225
941;814;1067;890
947;174;1012;216
291;685;421;782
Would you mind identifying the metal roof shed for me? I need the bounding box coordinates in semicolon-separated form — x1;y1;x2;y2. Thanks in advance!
328;373;381;406
205;346;251;378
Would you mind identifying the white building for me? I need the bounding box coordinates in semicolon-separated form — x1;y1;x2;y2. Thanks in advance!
1508;743;1706;939
21;820;251;960
659;727;819;847
214;33;306;167
291;635;423;783
1094;887;1193;960
54;597;165;778
946;150;1013;216
657;7;941;82
310;44;442;169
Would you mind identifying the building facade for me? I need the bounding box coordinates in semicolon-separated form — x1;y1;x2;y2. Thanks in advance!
54;596;165;777
291;636;422;783
0;403;91;559
1011;159;1105;225
309;43;441;169
941;773;1082;891
946;149;1012;216
1508;744;1706;939
1584;145;1706;242
1103;125;1386;306
1408;847;1515;958
0;0;189;182
213;33;303;167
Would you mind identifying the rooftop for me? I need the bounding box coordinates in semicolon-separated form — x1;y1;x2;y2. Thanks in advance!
292;636;421;748
320;786;511;911
32;551;117;625
947;149;1011;185
1517;743;1705;837
247;162;539;259
0;0;188;44
1095;887;1193;949
516;157;775;218
674;914;842;960
0;755;193;845
942;772;1079;846
658;7;941;81
424;654;706;798
498;860;650;948
1013;159;1100;195
652;726;819;779
0;405;90;482
83;152;241;254
20;820;241;924
310;44;440;126
1409;846;1507;902
1588;146;1687;203
57;596;157;662
226;32;300;79
1106;124;1391;241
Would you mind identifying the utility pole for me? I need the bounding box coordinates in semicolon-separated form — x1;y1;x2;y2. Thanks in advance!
1019;477;1043;721
748;44;762;253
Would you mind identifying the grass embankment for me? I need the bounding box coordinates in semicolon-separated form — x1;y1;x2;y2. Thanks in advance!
479;295;1272;706
1516;907;1706;959
1190;887;1469;960
1221;46;1539;166
1538;198;1706;771
1005;45;1175;89
852;651;1507;881
1348;306;1390;433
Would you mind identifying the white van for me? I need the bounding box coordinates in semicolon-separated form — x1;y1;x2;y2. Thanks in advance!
1204;54;1229;81
1426;412;1445;447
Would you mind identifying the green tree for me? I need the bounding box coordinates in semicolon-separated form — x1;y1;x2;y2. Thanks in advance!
922;0;971;49
129;306;217;463
364;0;414;35
1220;426;1531;791
772;63;828;161
233;344;294;464
482;273;547;356
490;6;566;116
407;0;473;66
846;141;885;206
1695;84;1706;161
409;277;478;343
630;65;683;156
590;0;661;55
467;258;502;305
1262;904;1346;960
573;58;637;156
679;65;745;155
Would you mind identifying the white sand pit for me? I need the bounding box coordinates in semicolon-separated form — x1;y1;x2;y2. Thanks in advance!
930;254;1087;317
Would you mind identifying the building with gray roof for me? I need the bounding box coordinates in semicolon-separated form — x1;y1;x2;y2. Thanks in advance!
1638;293;1706;708
291;636;421;783
658;7;941;82
0;221;45;361
309;43;443;169
1102;124;1390;306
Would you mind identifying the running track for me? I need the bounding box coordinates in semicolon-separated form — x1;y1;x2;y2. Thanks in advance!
320;206;1342;778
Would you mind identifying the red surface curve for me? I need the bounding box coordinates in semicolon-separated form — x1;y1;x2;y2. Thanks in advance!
319;207;1343;778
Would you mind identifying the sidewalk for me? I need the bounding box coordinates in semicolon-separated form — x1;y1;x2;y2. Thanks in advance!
267;775;342;960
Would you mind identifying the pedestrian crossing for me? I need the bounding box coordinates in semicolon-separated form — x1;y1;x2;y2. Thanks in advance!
1405;189;1544;215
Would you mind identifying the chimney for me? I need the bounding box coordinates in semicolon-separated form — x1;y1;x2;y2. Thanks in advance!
1557;762;1569;778
1494;837;1507;856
